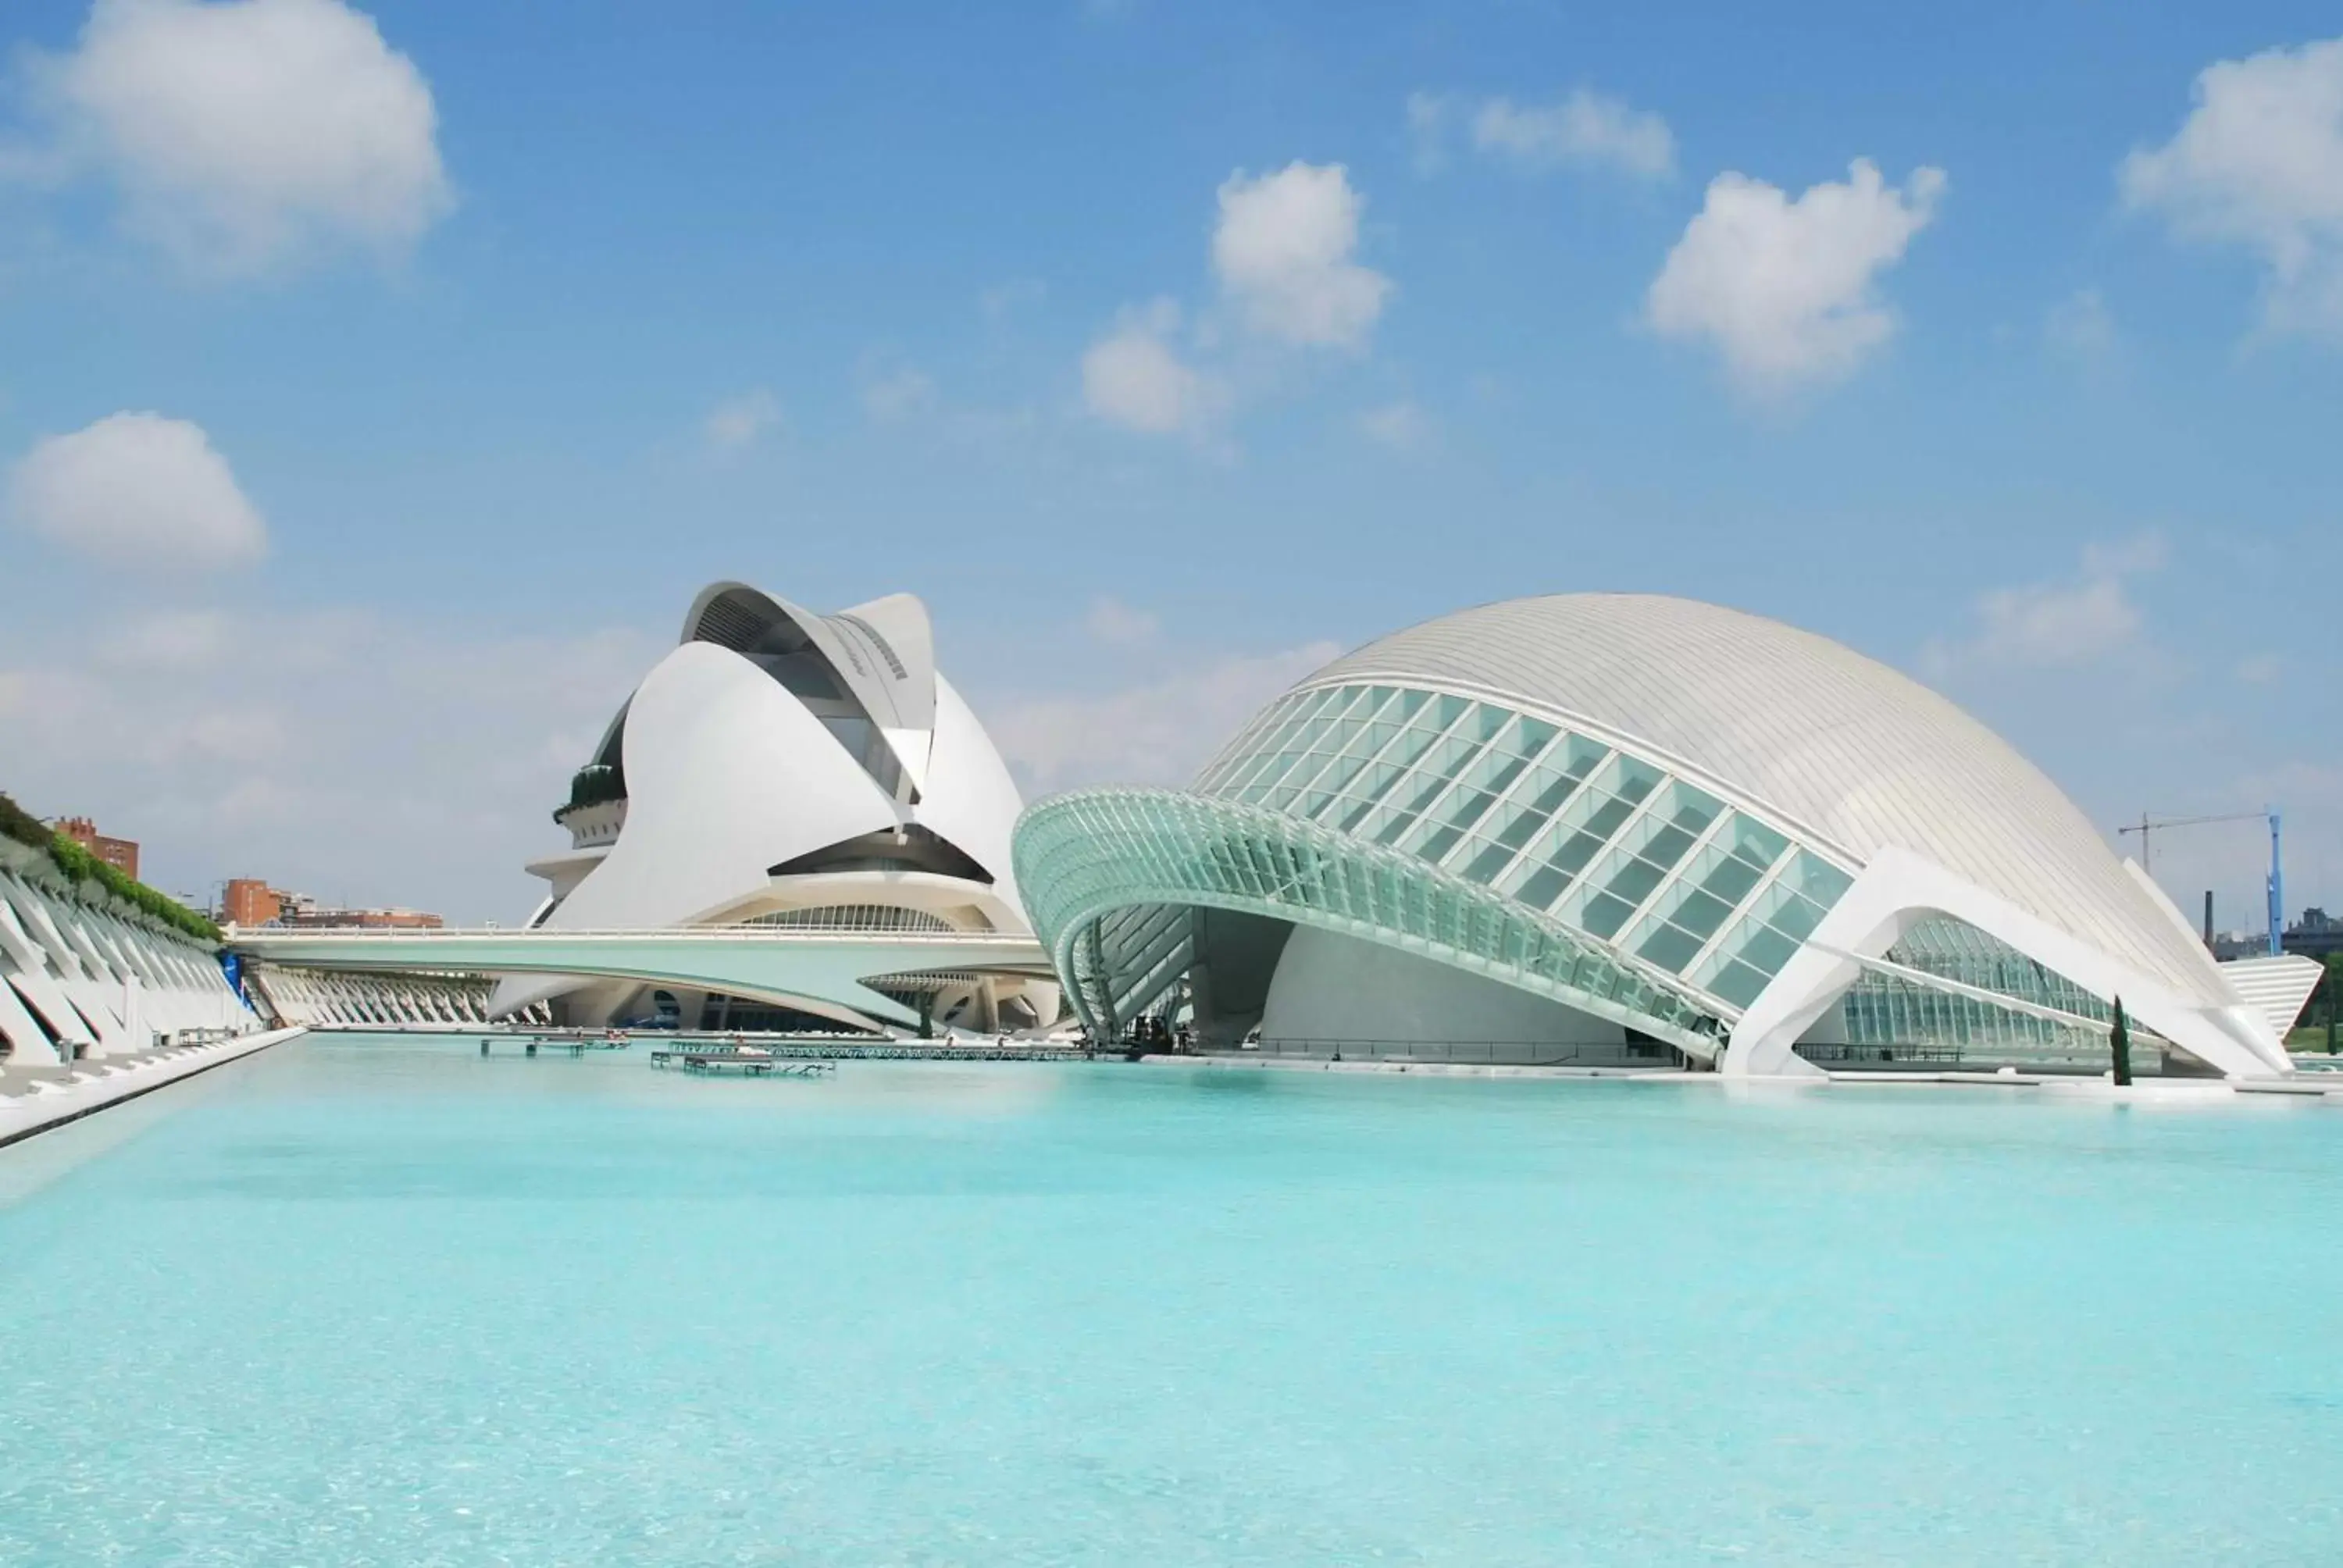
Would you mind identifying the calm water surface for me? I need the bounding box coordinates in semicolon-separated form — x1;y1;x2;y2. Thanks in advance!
2;1032;2338;1566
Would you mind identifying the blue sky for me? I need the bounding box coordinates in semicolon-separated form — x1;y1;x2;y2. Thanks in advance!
0;0;2337;926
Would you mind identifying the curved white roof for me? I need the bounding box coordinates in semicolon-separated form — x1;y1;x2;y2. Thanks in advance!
1304;593;2224;1003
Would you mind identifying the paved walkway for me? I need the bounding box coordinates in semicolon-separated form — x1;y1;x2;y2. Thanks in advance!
1142;1053;2343;1098
0;1028;306;1149
1141;1053;1689;1078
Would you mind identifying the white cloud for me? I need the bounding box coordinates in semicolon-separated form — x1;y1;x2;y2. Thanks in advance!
1927;535;2164;672
1647;159;1945;398
979;277;1047;320
0;608;659;919
1212;162;1393;350
1409;89;1674;180
1082;162;1389;439
1470;91;1675;180
2080;533;2168;579
1405;91;1450;174
1358;399;1433;451
1972;578;2141;666
96;608;236;671
2120;37;2343;337
1081;299;1222;435
989;640;1343;793
7;411;266;570
704;387;783;450
860;364;937;422
21;0;451;274
2237;652;2284;684
1082;594;1160;647
2045;287;2117;358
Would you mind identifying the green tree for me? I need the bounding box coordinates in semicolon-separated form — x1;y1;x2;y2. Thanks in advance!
2109;996;2133;1086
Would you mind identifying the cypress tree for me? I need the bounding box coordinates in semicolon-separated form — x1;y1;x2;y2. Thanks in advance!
2109;996;2133;1087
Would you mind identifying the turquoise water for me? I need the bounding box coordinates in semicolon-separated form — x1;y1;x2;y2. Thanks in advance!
2;1035;2339;1566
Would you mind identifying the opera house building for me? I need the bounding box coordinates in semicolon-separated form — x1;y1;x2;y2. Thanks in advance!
497;581;1055;1035
1012;594;2310;1079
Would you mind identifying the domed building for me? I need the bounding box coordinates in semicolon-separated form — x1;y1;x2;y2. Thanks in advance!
1012;595;2297;1078
496;582;1054;1033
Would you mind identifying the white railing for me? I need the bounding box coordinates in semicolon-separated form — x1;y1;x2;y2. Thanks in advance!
227;923;1040;943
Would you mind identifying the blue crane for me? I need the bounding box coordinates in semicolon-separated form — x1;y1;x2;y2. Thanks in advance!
2116;808;2284;957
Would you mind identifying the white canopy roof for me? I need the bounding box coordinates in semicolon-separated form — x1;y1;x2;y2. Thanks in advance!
1307;593;2227;1004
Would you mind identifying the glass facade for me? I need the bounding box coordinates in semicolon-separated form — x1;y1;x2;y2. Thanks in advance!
1826;917;2127;1066
1014;788;1728;1049
1188;682;1853;1017
1015;675;2181;1071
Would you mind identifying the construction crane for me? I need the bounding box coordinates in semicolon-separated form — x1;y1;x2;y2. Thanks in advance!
2116;809;2284;957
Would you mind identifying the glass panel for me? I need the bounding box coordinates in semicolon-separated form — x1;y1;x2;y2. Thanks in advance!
1575;791;1641;844
1502;821;1610;909
1678;825;1771;908
1669;887;1735;941
1729;922;1799;975
1382;725;1438;772
1487;800;1549;852
1460;836;1521;886
1390;765;1456;818
1602;854;1670;909
1620;868;1742;969
1718;814;1790;873
1207;702;1300;794
1765;893;1828;946
1606;755;1665;807
1781;852;1853;908
1503;715;1558;761
1575;889;1640;940
1411;823;1464;863
1438;786;1502;838
1705;960;1771;1008
1635;920;1708;975
1689;872;1828;996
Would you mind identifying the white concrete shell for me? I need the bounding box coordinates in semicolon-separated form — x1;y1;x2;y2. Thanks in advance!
1017;593;2291;1078
1311;595;2219;1004
543;640;904;932
490;579;1043;1032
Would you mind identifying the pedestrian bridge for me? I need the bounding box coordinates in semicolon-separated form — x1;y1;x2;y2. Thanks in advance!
225;924;1055;1031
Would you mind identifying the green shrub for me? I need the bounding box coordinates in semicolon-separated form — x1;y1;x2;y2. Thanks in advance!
553;761;628;825
0;788;220;944
0;790;52;852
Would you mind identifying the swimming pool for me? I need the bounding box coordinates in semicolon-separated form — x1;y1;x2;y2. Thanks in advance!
3;1032;2338;1564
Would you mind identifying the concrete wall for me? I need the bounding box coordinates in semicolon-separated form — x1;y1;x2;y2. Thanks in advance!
1258;925;1629;1064
0;865;254;1065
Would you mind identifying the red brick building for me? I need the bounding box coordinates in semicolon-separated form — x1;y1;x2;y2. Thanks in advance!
220;878;287;927
55;817;139;882
220;881;444;929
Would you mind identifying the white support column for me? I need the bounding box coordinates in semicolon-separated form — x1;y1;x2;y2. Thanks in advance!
1723;846;2291;1081
0;886;99;1055
0;974;62;1065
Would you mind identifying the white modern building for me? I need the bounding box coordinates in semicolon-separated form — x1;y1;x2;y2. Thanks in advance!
243;964;508;1030
493;581;1054;1033
0;846;254;1064
1013;594;2315;1078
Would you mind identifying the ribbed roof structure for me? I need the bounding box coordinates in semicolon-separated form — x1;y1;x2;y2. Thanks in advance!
1302;594;2224;1003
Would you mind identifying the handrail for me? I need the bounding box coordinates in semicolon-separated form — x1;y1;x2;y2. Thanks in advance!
226;924;1041;943
1222;1038;1684;1067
